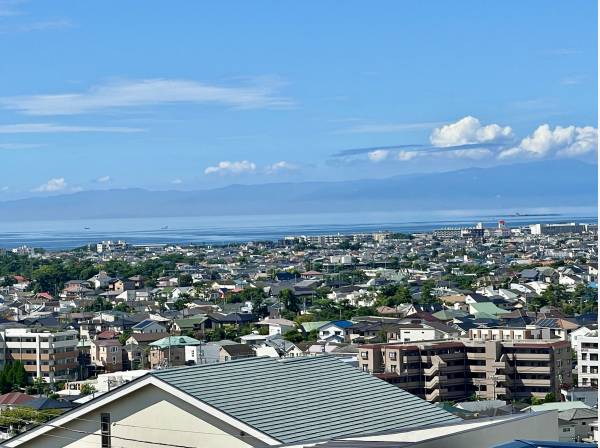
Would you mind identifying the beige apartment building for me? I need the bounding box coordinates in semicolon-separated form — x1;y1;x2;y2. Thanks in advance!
0;327;79;383
358;338;572;402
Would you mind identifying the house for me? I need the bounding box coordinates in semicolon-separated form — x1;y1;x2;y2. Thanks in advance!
469;301;511;318
202;341;256;363
87;271;112;289
534;317;580;340
124;332;170;369
128;275;145;289
317;320;353;342
256;317;295;336
131;319;167;334
148;336;202;368
108;278;135;293
172;315;210;335
523;401;598;443
0;392;35;409
558;407;598;442
90;339;123;373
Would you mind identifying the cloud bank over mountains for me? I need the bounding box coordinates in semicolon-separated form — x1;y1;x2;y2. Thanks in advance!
335;116;598;166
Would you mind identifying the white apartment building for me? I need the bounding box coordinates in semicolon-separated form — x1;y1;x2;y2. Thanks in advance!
576;330;598;388
530;223;584;235
0;327;79;383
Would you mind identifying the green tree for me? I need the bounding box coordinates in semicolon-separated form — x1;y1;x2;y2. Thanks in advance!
283;330;303;343
118;330;132;346
420;280;435;303
280;289;300;314
10;361;27;389
80;384;96;396
178;274;193;287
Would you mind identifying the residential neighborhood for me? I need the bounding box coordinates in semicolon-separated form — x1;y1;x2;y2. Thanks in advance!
0;221;597;446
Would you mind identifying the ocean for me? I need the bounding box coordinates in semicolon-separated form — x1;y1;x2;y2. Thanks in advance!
0;206;596;250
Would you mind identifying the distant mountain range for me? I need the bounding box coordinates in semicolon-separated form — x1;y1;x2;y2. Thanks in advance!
1;159;597;221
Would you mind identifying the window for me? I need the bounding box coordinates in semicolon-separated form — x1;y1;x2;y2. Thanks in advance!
389;352;397;360
360;352;368;359
362;365;368;372
101;413;111;448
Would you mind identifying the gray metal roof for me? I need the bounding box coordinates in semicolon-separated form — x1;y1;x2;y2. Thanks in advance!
152;356;460;444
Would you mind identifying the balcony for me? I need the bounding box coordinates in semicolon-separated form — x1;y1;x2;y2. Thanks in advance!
512;353;550;360
466;352;486;360
425;388;448;402
517;378;551;387
425;375;447;389
515;366;550;374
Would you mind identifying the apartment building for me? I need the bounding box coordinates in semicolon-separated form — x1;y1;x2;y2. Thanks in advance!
0;327;79;383
529;223;584;235
575;330;598;388
467;327;543;341
358;339;572;402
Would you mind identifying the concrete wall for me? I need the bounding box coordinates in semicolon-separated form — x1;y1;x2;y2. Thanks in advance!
12;384;257;448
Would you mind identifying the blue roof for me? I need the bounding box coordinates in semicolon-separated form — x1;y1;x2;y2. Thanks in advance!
329;320;354;328
493;441;597;448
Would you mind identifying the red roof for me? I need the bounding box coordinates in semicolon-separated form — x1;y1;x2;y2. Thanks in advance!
0;392;35;405
36;292;54;300
96;330;119;340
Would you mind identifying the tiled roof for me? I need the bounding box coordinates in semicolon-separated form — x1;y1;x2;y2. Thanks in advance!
152;356;460;444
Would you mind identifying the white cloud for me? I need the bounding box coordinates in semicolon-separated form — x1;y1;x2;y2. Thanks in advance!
265;161;298;173
0;78;291;115
498;124;598;159
204;160;256;175
33;177;67;192
96;175;111;183
367;150;390;162
171;178;183;185
1;186;8;192
397;150;419;161
430;116;513;147
395;146;491;162
439;148;493;159
0;123;143;133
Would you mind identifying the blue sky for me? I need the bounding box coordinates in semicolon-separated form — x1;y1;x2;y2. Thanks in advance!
0;0;597;198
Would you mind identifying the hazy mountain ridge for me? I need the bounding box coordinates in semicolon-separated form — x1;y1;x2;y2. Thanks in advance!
1;160;596;221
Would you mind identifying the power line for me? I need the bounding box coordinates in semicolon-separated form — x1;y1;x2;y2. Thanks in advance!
49;414;234;436
0;415;204;448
